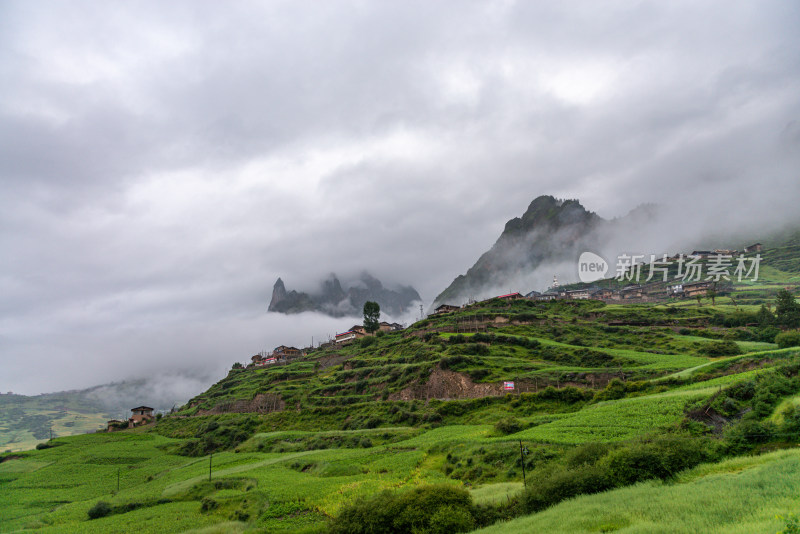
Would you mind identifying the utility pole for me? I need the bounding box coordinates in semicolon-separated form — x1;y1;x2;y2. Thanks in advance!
419;304;424;321
519;440;528;487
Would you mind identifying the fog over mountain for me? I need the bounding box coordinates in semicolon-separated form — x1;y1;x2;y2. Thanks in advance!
1;1;799;396
269;273;421;317
434;195;800;307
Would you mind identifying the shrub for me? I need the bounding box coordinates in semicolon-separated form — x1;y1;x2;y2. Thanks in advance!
360;336;378;348
428;505;475;534
329;484;476;534
776;331;800;349
776;289;800;328
494;417;522;435
456;343;490;356
699;340;742;357
565;442;609;468
200;497;218;512
593;378;627;401
439;355;471;370
602;437;712;486
520;465;612;513
755;326;781;342
537;386;592;403
468;369;489;381
725;420;777;453
88;501;112;520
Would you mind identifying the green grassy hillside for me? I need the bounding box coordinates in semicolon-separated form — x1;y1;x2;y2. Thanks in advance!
3;286;800;532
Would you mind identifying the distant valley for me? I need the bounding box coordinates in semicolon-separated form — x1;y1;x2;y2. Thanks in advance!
0;379;193;452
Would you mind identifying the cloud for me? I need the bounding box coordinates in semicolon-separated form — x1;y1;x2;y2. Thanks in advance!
1;0;799;394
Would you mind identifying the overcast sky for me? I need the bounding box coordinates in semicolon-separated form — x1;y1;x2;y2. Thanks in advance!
2;1;799;395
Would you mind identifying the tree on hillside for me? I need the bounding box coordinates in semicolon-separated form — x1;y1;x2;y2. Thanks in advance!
757;304;775;327
708;286;717;306
775;289;800;328
363;301;380;334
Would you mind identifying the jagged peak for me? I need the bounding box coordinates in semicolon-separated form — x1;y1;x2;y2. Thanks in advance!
499;196;596;238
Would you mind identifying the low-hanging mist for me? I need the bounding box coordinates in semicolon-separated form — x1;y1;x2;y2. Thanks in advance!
1;1;798;395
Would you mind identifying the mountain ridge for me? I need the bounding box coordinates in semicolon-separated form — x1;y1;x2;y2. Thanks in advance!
434;195;606;306
269;272;421;318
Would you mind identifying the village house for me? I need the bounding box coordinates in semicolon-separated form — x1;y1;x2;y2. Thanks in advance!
690;250;714;259
378;321;403;332
683;281;713;298
642;282;668;298
335;330;365;344
591;288;615;300
433;304;460;315
524;290;541;299
534;291;560;301
273;345;304;360
342;325;368;335
668;284;685;297
620;285;644;299
566;288;591;300
496;292;523;301
129;406;154;427
744;243;763;253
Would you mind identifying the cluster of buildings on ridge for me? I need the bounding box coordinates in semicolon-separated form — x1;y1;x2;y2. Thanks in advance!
433;278;721;316
522;279;718;303
432;245;765;315
246;321;406;369
688;244;763;257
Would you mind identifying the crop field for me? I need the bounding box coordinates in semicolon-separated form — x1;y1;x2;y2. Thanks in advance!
509;391;710;444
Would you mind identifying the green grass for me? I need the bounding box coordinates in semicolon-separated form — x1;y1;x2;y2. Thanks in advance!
470;482;525;505
770;394;800;425
509;391;710;444
475;448;800;534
